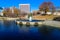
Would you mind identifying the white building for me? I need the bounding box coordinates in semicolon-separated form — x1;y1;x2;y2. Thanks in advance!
0;12;3;16
19;4;30;14
10;7;16;14
46;12;52;15
0;10;3;16
53;12;60;15
40;11;45;14
40;11;52;15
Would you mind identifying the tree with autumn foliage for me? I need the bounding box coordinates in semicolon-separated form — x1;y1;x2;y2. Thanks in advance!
3;8;10;17
39;2;55;15
2;7;20;17
13;8;20;17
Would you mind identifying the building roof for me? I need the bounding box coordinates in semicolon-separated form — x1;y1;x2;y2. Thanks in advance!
19;4;30;5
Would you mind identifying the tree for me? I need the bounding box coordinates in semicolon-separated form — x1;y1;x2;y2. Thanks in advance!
39;2;55;14
2;7;20;17
28;13;32;18
13;8;20;17
3;10;8;17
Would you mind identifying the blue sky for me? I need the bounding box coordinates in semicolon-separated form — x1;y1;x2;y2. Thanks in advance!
0;0;60;11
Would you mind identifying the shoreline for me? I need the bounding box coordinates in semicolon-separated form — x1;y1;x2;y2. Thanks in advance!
0;17;60;27
0;15;59;21
0;17;20;20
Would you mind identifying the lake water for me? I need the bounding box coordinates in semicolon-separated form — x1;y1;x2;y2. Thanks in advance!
0;20;60;40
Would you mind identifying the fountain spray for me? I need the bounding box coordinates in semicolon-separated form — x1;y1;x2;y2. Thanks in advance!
28;13;32;21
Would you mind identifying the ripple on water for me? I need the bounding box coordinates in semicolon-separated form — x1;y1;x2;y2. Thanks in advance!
0;21;60;40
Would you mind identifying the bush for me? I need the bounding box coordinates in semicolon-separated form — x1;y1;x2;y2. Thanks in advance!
19;22;23;26
26;22;30;26
53;17;60;21
34;22;39;26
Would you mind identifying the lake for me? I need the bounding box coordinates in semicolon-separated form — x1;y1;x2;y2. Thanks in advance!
0;20;60;40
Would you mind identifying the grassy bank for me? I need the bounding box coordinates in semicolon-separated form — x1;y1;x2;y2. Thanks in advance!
0;17;19;20
32;15;60;20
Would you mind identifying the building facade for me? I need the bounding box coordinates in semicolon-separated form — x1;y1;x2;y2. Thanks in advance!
19;4;30;14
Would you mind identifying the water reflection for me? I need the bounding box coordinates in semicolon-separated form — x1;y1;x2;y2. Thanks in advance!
0;20;60;40
39;25;51;34
0;21;18;31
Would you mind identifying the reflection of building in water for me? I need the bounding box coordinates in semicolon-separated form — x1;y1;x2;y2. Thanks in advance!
19;4;30;15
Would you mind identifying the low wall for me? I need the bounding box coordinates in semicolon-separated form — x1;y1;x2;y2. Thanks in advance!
16;20;60;27
43;20;60;27
16;21;44;26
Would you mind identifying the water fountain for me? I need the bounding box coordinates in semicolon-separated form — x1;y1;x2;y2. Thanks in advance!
16;14;44;26
29;16;32;21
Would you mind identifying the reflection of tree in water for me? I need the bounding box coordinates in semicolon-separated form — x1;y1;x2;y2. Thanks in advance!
38;25;54;36
38;25;60;40
38;25;51;40
3;21;12;28
18;26;30;33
